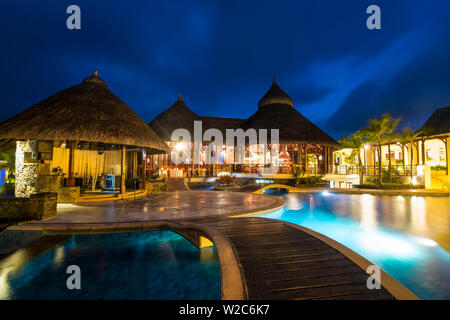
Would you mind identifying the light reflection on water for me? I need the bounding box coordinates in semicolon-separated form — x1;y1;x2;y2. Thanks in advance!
260;192;450;299
0;230;221;300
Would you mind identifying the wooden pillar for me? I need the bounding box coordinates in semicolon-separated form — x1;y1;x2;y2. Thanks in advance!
421;138;425;164
142;149;146;190
66;141;76;187
121;145;126;195
303;145;307;173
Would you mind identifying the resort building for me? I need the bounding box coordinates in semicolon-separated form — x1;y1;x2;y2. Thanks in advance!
149;79;339;179
0;71;168;201
329;106;450;189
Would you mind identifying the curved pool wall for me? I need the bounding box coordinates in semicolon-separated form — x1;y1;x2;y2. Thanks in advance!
259;192;450;300
1;230;221;300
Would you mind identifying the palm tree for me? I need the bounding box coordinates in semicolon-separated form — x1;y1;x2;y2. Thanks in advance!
362;114;400;184
338;130;367;184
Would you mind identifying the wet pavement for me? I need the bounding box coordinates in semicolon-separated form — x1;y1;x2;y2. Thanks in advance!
18;191;283;226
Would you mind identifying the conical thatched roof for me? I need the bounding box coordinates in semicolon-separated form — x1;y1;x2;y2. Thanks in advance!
0;71;168;151
248;80;338;146
245;103;338;146
148;80;339;147
418;106;450;136
258;78;294;108
149;93;199;141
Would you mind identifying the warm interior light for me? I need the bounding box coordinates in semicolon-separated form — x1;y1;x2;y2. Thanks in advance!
174;142;185;151
279;150;290;159
417;165;424;176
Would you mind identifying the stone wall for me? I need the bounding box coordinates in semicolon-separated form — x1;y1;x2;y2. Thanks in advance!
58;186;80;203
0;193;57;222
15;140;60;198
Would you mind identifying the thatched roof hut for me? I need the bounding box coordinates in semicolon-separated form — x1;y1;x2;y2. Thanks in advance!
149;79;338;147
246;79;339;146
418;106;450;136
0;71;168;152
149;93;199;141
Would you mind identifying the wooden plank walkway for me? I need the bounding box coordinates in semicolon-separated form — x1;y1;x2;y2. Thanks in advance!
186;216;395;300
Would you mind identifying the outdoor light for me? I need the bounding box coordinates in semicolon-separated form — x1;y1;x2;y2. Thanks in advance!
364;145;369;150
417;165;424;176
175;142;185;151
318;155;323;161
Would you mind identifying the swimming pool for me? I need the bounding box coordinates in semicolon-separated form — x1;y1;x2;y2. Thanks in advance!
259;192;450;299
0;230;221;300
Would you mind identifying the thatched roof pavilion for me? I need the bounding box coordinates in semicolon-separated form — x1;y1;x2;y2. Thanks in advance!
0;71;168;197
149;79;338;147
247;79;338;146
0;71;168;152
149;79;339;175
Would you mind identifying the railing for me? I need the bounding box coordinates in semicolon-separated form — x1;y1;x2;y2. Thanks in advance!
329;165;418;176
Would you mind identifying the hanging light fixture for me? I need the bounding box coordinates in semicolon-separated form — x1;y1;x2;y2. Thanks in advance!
279;149;290;159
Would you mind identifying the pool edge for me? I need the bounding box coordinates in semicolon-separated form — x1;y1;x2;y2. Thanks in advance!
277;219;420;300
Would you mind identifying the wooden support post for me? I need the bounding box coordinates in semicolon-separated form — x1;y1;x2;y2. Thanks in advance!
421;138;426;164
121;145;126;196
447;137;450;176
303;145;307;173
142;149;146;190
66;141;76;187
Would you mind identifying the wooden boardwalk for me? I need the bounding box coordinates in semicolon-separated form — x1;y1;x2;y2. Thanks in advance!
187;217;396;300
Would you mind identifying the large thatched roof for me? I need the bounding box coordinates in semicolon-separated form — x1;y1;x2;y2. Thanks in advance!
418;106;450;136
149;80;338;147
149;93;199;141
258;78;293;108
245;103;338;146
0;71;168;151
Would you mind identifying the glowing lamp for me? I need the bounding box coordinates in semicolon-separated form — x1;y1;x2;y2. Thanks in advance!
417;165;424;176
279;150;290;159
174;142;185;151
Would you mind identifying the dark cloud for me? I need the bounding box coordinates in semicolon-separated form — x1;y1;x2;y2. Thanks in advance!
324;36;450;138
0;0;449;141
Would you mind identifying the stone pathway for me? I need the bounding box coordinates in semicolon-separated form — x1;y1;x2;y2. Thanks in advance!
10;191;283;227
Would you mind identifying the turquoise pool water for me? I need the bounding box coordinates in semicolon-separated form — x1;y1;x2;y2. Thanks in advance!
1;230;221;299
260;192;450;299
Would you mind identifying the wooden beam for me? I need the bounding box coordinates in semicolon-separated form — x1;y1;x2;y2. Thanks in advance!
121;145;126;195
65;141;76;187
142;149;146;190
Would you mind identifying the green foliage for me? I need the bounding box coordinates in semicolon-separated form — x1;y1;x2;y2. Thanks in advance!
307;154;317;164
296;175;325;185
431;165;447;171
0;182;15;194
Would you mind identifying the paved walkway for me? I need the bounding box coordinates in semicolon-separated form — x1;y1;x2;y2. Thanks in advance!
12;191;283;227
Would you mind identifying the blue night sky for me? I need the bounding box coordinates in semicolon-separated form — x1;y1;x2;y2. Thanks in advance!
1;0;449;139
